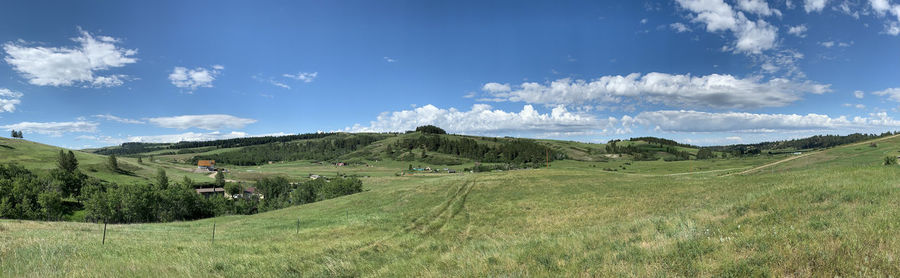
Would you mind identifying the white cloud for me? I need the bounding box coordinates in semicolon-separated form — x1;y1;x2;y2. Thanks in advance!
854;90;865;98
384;56;397;63
169;65;223;91
346;104;620;135
670;22;693;32
92;114;144;124
640;18;649;24
787;24;808;37
633;110;900;132
482;82;511;93
804;0;829;12
1;121;98;136
873;87;900;101
675;0;779;54
0;88;23;113
868;0;900;34
843;103;866;109
737;0;781;16
282;72;317;83
146;114;257;130
2;29;137;87
820;41;836;47
483;72;830;109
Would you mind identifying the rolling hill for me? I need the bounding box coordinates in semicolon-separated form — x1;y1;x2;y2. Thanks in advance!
3;133;900;276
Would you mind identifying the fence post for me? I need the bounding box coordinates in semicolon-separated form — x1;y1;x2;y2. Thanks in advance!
212;222;216;245
296;218;300;235
102;221;107;245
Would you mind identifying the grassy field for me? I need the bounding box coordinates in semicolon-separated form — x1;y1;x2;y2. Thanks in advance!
3;136;900;276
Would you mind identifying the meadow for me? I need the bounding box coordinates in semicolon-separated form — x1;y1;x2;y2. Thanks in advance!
3;135;900;276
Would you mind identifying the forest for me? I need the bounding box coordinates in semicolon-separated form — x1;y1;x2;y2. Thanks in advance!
387;134;562;166
190;134;385;166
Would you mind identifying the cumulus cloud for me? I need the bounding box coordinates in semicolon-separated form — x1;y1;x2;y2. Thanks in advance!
482;73;830;109
804;0;829;12
345;104;624;135
737;0;781;16
868;0;900;35
635;110;900;133
0;88;23;113
146;114;257;130
2;29;137;87
670;22;693;32
787;24;808;37
92;114;144;124
169;65;223;91
482;82;511;93
1;121;98;136
282;72;317;83
854;90;865;98
675;0;778;54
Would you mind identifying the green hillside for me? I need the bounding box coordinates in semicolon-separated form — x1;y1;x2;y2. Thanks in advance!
0;137;223;185
4;134;900;276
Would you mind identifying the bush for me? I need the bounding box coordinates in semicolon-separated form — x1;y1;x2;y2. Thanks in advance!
885;156;897;166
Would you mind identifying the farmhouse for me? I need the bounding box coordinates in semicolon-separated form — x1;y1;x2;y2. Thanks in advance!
197;160;215;171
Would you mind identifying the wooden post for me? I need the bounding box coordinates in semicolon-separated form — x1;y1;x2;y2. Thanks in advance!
296;218;300;235
102;221;107;245
212;222;216;245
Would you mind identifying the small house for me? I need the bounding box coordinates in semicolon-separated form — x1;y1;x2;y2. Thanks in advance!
198;160;216;171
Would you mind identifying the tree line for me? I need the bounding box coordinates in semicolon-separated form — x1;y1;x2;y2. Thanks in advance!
190;134;386;166
386;134;562;166
707;132;896;155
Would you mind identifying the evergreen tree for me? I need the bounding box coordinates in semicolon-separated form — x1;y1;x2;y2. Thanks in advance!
10;130;15;138
215;171;225;187
66;151;78;171
137;156;143;164
107;154;119;171
156;168;169;189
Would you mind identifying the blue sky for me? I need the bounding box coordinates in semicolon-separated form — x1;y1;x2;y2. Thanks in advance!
2;0;900;148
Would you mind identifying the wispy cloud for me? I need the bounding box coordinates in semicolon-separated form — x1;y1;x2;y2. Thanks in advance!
282;72;317;83
146;114;257;130
1;121;98;136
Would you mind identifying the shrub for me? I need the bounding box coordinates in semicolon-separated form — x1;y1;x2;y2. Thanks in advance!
884;156;897;165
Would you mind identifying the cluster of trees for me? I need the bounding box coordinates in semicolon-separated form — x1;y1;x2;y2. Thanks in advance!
415;125;447;134
254;176;363;212
708;132;895;154
628;137;697;149
9;130;23;138
191;134;385;166
0;150;104;220
169;132;340;149
386;134;561;166
82;174;219;223
94;142;169;156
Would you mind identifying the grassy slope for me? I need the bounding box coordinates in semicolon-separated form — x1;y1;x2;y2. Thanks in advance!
0;138;215;185
4;135;900;276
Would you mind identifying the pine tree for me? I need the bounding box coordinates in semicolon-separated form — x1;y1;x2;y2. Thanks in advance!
107;154;119;171
156;168;169;189
10;130;15;138
67;151;78;171
215;171;225;187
